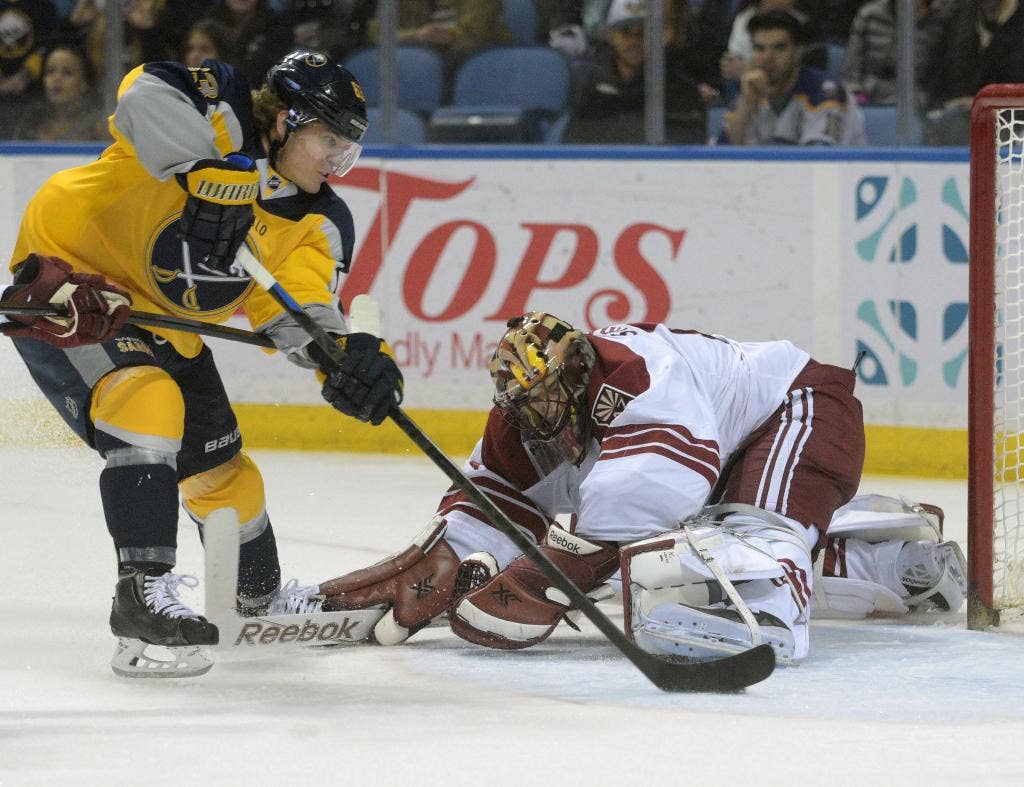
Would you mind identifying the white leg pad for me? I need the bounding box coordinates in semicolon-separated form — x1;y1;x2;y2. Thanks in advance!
634;602;797;662
622;518;810;662
828;494;942;542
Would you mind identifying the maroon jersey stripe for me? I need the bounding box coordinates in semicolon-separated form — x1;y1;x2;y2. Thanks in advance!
598;444;719;487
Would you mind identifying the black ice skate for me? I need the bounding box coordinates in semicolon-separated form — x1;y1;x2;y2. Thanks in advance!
109;568;219;678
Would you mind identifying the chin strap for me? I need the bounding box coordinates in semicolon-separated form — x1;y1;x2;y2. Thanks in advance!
267;132;287;170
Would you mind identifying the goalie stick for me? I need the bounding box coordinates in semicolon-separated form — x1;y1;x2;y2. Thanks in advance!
230;245;776;693
203;508;386;654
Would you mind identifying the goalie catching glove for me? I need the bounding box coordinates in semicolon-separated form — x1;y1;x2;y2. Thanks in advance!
318;516;493;644
309;332;403;425
2;254;131;347
177;152;259;274
450;523;619;650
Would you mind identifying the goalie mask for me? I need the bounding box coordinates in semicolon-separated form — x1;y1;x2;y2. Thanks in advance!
489;312;596;466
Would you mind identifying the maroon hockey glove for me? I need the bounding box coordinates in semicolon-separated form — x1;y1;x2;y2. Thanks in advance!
319;517;480;645
449;524;619;650
2;254;131;347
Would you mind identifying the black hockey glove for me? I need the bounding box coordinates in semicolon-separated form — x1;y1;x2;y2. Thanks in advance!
310;333;404;426
177;152;259;275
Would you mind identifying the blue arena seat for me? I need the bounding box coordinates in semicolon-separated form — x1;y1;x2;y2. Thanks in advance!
429;47;571;143
343;46;446;113
504;0;538;46
362;108;426;145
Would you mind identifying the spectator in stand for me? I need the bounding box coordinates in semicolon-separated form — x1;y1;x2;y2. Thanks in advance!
207;0;292;87
720;0;825;92
289;0;376;60
182;18;230;68
564;0;707;144
67;0;204;81
11;42;107;141
0;0;57;136
921;0;1024;144
537;1;589;60
719;9;866;144
840;0;954;106
367;0;514;77
181;17;229;67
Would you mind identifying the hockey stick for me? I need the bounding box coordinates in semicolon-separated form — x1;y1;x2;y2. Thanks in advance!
231;245;776;693
202;508;386;654
0;302;275;348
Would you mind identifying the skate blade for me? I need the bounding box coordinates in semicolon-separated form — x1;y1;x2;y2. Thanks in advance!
110;637;214;679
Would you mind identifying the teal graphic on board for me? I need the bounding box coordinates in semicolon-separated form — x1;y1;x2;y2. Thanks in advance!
853;175;968;389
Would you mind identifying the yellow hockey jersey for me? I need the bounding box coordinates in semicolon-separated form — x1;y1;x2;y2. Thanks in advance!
10;60;354;360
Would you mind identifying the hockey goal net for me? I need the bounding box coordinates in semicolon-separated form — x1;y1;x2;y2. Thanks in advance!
969;84;1024;628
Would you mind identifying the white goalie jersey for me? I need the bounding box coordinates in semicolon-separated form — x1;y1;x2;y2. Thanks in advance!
437;324;811;561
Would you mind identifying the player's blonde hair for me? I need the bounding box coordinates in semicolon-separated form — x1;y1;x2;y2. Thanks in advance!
251;85;286;139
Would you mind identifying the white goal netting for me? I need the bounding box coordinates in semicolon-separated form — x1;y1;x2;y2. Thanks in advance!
992;106;1024;617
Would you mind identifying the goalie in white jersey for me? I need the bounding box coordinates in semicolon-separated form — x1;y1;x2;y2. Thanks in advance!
319;313;966;662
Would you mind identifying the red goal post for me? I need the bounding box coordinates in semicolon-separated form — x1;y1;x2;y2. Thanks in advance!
969;84;1024;628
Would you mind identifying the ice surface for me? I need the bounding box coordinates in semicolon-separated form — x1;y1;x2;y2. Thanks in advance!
1;446;1022;786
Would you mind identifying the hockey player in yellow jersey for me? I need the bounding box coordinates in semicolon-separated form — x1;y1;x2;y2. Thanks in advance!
0;50;403;678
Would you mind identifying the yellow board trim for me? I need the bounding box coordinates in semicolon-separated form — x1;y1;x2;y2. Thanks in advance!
862;424;967;479
232;404;489;457
2;400;969;479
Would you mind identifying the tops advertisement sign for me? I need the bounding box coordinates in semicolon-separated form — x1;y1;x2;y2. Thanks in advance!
0;152;970;429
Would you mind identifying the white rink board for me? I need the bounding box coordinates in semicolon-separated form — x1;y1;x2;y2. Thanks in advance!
0;149;970;429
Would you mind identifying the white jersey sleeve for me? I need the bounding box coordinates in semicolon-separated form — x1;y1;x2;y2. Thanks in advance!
574;325;809;543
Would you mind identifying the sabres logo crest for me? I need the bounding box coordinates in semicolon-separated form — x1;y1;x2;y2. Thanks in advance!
189;67;219;99
305;52;328;67
591;384;634;426
144;212;257;315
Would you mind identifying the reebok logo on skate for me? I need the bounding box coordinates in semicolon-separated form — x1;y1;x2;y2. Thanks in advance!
233;617;359;646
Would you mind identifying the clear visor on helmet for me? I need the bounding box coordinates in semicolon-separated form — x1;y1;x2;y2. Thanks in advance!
295;125;363;178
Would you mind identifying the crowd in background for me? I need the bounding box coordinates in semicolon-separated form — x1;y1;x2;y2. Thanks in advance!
0;0;1021;145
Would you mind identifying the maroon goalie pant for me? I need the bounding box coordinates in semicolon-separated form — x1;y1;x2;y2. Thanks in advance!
711;360;865;550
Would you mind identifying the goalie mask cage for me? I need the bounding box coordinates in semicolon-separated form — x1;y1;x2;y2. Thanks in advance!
969;84;1024;629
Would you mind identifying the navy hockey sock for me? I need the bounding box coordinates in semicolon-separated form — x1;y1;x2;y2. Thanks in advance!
237;521;281;602
100;462;180;571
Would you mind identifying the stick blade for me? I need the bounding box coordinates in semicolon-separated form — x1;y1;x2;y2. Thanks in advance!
640;644;777;693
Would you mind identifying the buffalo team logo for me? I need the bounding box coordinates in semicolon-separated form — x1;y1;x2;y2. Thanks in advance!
591;384;634;426
144;212;256;315
190;67;219;99
305;52;328;67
